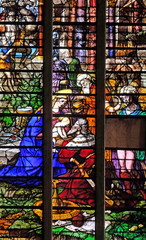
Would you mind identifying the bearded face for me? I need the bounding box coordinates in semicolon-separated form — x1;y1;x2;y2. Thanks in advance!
80;79;92;94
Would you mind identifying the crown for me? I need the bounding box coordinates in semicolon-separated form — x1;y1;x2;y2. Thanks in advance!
108;0;117;7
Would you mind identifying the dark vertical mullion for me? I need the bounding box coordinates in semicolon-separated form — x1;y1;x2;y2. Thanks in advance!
95;0;105;239
43;0;53;239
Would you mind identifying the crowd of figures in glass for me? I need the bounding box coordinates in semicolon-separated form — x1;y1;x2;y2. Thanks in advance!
52;0;96;239
105;0;146;239
106;0;146;116
0;0;43;238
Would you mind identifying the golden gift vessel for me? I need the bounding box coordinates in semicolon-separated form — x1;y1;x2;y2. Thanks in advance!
33;179;80;221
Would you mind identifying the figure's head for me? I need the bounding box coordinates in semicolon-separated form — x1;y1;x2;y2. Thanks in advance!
7;11;15;22
58;117;70;126
18;0;34;7
57;97;68;108
67;118;89;135
1;34;8;45
52;96;68;112
53;31;59;41
78;118;89;135
120;85;138;105
52;89;72;110
77;74;92;94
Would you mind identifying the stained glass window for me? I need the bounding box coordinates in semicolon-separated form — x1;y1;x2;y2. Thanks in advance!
0;0;43;238
52;0;97;239
105;0;146;239
1;0;145;239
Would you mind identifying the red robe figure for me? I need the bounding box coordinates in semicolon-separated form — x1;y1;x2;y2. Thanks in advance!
58;118;95;207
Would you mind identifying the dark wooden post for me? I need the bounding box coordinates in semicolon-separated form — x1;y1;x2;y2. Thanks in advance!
43;0;53;239
96;0;105;239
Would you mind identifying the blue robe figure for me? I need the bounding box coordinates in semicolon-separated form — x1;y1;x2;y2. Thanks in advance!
120;104;146;116
0;110;66;186
0;111;43;186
